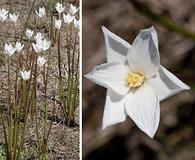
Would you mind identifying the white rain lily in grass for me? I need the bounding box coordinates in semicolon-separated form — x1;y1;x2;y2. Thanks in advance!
5;43;16;56
55;2;65;15
9;13;19;23
32;41;43;53
69;4;79;15
63;13;74;24
0;8;8;22
55;19;62;30
85;26;190;138
26;29;34;39
33;32;44;53
32;38;51;53
15;42;24;52
37;56;47;66
74;18;80;29
20;70;31;80
35;7;46;18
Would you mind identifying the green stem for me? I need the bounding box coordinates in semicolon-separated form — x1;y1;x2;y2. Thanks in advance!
17;81;30;160
57;30;66;119
130;0;195;41
35;98;40;152
68;31;78;123
13;104;19;160
73;48;80;111
7;58;12;159
0;101;9;159
42;64;48;153
49;0;54;41
67;73;72;126
20;0;36;41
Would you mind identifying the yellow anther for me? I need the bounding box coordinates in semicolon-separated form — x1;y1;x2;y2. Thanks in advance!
126;73;145;88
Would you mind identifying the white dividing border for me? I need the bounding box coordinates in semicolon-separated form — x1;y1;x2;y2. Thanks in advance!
79;0;82;159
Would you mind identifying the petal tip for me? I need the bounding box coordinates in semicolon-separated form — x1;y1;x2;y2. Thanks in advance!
184;83;191;90
101;26;107;33
102;125;106;130
149;25;156;31
141;128;156;138
185;85;190;90
84;73;91;80
148;133;155;139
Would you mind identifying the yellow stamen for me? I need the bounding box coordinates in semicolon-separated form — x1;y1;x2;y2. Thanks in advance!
126;72;145;88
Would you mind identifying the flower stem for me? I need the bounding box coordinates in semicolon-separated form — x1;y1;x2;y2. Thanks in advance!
20;0;36;41
17;80;30;160
7;58;13;159
57;29;66;120
0;101;9;159
130;0;195;41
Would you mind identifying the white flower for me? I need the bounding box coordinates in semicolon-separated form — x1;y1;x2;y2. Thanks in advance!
73;18;80;29
85;26;190;138
15;42;24;52
34;32;44;42
20;70;31;80
35;7;46;18
55;19;62;30
4;43;16;56
32;42;43;53
69;4;79;15
26;29;34;39
41;39;51;51
63;13;74;24
55;2;65;15
32;38;51;53
0;8;8;22
37;56;47;66
9;13;19;23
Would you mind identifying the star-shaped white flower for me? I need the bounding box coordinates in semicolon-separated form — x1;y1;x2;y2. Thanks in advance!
20;70;31;80
32;38;51;53
55;19;62;30
69;4;79;15
85;26;190;138
9;13;19;23
0;8;8;22
26;29;34;39
63;13;74;24
37;56;47;66
15;42;24;52
55;2;65;15
32;42;43;53
35;7;46;18
4;43;16;56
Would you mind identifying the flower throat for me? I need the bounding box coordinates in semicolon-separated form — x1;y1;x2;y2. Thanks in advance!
126;73;145;88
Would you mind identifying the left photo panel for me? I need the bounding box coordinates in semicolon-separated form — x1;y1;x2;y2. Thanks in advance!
0;0;80;159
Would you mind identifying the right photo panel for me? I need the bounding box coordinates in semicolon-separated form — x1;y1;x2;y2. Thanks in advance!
82;0;194;160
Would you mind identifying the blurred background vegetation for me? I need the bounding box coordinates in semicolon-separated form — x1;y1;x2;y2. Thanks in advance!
82;0;195;159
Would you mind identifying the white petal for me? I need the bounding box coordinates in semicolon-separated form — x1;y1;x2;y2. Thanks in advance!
147;66;190;101
124;85;160;138
150;26;159;49
85;62;129;95
128;26;160;78
102;90;127;129
102;26;131;63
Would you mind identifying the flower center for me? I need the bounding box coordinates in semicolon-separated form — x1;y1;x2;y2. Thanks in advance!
126;73;145;88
